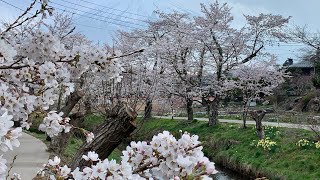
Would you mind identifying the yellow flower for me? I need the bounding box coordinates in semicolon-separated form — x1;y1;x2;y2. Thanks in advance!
296;139;310;148
256;138;277;151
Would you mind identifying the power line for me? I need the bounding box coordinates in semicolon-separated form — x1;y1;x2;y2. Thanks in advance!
167;0;200;15
74;22;105;30
51;6;145;29
57;0;148;23
0;0;113;31
0;0;28;12
50;1;147;28
75;0;151;19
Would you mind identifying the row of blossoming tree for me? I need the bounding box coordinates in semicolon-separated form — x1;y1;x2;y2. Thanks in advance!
0;0;218;179
0;0;293;179
112;1;290;129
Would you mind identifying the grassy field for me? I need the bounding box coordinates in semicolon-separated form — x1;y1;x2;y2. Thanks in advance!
132;118;320;180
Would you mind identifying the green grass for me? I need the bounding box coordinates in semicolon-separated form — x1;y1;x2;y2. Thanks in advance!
108;148;122;162
176;113;240;119
83;114;104;131
132;118;320;180
63;137;83;161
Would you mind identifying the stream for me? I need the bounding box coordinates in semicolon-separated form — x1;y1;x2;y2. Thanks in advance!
212;165;248;180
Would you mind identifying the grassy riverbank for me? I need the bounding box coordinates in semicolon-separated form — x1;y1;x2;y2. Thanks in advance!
133;118;320;180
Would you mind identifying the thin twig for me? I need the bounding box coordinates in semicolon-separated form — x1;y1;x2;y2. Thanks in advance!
6;155;17;179
2;0;38;33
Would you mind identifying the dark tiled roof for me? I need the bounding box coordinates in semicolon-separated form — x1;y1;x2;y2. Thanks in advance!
288;60;314;68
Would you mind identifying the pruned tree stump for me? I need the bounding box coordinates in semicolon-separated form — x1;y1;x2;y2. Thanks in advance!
249;110;266;139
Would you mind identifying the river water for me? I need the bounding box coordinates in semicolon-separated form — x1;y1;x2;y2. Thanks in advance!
212;165;248;180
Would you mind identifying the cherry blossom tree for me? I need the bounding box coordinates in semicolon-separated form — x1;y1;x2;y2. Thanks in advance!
140;11;207;122
230;58;288;128
194;1;290;126
115;23;170;119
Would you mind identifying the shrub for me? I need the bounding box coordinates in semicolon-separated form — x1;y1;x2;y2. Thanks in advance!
302;91;316;105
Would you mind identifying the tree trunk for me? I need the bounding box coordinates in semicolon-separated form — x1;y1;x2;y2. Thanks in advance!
186;98;193;122
49;90;84;153
70;103;137;170
84;98;92;114
144;98;152;119
57;86;63;111
242;103;249;129
249;110;267;139
207;97;219;126
59;90;85;117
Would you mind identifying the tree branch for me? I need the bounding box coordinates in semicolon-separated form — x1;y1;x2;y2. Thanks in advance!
241;45;264;64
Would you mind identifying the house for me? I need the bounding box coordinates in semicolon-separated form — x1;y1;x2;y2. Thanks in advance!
287;60;314;76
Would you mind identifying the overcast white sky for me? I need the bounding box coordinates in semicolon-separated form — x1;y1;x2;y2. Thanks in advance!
1;0;320;63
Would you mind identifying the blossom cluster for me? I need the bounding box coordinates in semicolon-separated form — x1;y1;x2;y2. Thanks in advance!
0;111;22;178
38;131;217;179
315;141;320;149
38;111;71;137
256;137;277;151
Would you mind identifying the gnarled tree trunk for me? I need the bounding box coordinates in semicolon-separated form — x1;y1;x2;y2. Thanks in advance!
186;98;193;122
49;90;84;154
207;97;219;126
70;103;137;169
249;110;266;139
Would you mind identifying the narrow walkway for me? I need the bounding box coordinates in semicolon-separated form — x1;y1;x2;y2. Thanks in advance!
154;116;319;131
3;132;49;179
